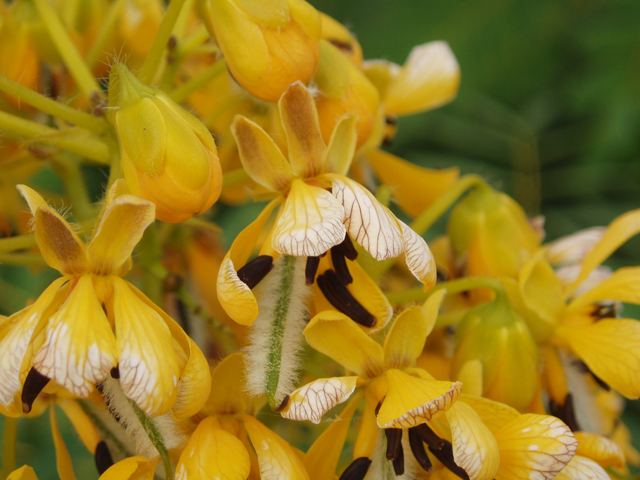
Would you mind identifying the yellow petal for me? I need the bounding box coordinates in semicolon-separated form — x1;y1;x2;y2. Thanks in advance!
445;402;500;480
278;81;327;178
304;310;384;379
206;352;251;416
6;466;39;480
86;194;155;276
217;199;280;325
17;185;88;275
556;319;640;399
50;405;78;480
111;278;180;416
99;456;155;480
458;395;519;435
456;360;484;398
377;369;462;428
353;392;379;459
231;115;295;192
384;41;460;116
494;414;577;480
176;416;250;480
243;415;310;480
569;266;640;309
33;276;117;398
554;455;609;480
568;209;640;296
57;398;101;453
384;290;445;369
574;431;625;469
273;179;346;256
400;220;437;289
323;115;358;176
545;227;606;267
330;175;403;260
366;149;460;217
281;376;358;424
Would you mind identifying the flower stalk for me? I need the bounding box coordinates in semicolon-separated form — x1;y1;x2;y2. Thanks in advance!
1;416;18;480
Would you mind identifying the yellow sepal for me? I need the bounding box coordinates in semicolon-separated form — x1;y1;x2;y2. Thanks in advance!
50;405;77;480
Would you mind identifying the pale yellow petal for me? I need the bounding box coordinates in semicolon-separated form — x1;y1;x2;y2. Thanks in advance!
176;417;250;480
111;278;180;416
206;352;251;416
231;115;295;192
574;431;625;469
400;220;437;289
377;369;462;428
6;466;39;480
445;402;500;480
569;266;640;309
554;455;609;480
330;175;403;260
384;41;460;116
278;81;326;178
33;276;117;398
556;319;640;399
273;179;346;257
99;457;155;480
50;406;78;480
458;395;519;435
545;227;606;267
304;310;384;379
87;194;155;276
243;415;310;480
495;414;577;480
456;361;484;398
281;376;358;424
323;115;357;176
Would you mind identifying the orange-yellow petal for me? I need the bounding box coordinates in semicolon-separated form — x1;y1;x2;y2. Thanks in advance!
574;431;625;469
458;394;519;435
99;456;155;480
569;266;640;309
205;352;251;416
50;406;77;480
6;466;39;480
280;376;358;424
57;398;101;454
323;115;357;176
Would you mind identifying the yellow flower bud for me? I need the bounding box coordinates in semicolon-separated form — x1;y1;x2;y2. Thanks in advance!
319;12;363;66
452;293;539;411
198;0;321;102
108;64;223;223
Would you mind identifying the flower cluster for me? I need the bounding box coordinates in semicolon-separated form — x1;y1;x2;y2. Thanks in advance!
0;1;638;480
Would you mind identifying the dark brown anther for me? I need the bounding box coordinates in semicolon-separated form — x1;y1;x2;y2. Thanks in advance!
339;457;371;480
414;422;445;450
331;247;353;285
592;304;616;320
305;256;321;285
110;366;120;379
317;270;376;327
385;428;403;461
329;38;354;54
95;441;114;475
429;440;469;480
237;255;274;289
375;401;382;416
337;235;358;261
22;368;50;413
409;427;432;473
273;395;290;413
549;394;581;432
574;361;611;391
168;35;178;50
392;451;405;476
163;274;183;292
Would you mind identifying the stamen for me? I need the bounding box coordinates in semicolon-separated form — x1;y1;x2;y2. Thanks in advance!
429;440;469;480
336;235;358;261
22;368;50;413
329;38;354;54
574;361;611;391
392;451;405;476
305;256;320;285
110;366;120;379
409;427;432;473
339;457;372;480
549;394;581;432
331;247;353;285
591;304;616;320
273;395;290;413
385;428;403;461
413;422;445;450
95;441;114;474
317;269;376;327
237;255;274;289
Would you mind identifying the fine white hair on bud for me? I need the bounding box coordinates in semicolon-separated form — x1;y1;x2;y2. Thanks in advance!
244;255;311;408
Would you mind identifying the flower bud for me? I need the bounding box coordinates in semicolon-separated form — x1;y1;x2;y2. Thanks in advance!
198;0;321;102
320;12;363;66
452;293;538;411
108;64;223;223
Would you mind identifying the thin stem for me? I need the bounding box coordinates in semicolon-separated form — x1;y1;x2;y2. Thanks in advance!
0;253;48;267
85;0;128;68
0;75;107;133
49;155;97;222
222;168;250;188
138;224;167;306
169;60;226;104
1;416;18;480
0;234;37;253
32;0;105;101
0;110;110;164
138;0;189;85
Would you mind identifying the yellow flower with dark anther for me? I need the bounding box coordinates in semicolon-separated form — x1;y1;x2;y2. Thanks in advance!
175;353;309;480
0;184;210;418
217;81;436;326
198;0;321;102
108;64;223;223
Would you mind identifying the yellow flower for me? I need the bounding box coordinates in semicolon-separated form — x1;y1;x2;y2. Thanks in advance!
218;81;436;325
108;64;223;223
0;184;210;418
198;0;321;102
99;456;156;480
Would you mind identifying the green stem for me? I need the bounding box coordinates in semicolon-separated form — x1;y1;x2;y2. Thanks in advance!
0;75;107;133
49;155;96;222
0;110;110;164
127;399;173;480
85;0;128;68
0;234;37;253
0;253;48;267
138;224;166;306
174;24;210;59
138;0;189;85
169;60;226;104
385;276;504;305
32;0;105;101
222;168;250;188
1;416;18;480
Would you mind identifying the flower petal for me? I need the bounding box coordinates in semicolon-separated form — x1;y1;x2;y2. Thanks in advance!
574;431;625;469
176;417;250;480
278;81;327;178
99;457;155;480
6;466;39;480
377;369;462;428
384;290;445;369
445;402;500;480
206;352;251;416
330;175;403;260
545;227;606;267
569;266;640;309
554;455;609;480
111;278;180;416
281;376;358;424
556;319;640;399
33;276;117;398
87;194;155;276
323;115;358;176
273;179;346;256
231;115;295;192
243;415;310;480
494;414;577;480
304;310;384;379
400;220;437;289
458;394;519;435
50;406;78;480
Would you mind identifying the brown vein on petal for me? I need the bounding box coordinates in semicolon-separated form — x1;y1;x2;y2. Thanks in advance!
237;255;274;289
339;457;371;480
317;269;376;327
22;367;50;413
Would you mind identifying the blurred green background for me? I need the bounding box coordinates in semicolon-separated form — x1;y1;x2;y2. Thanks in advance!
2;0;640;478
